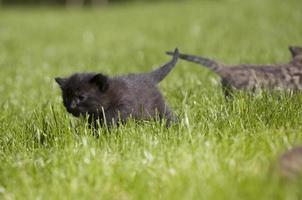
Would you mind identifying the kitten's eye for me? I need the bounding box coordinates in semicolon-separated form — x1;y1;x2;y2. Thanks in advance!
78;95;86;101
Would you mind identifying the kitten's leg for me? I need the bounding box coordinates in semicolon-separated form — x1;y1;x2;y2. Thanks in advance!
222;85;234;100
87;115;103;137
103;106;132;128
87;111;119;133
221;79;233;100
161;106;177;127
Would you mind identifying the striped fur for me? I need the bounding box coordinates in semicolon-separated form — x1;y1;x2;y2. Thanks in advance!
167;46;302;96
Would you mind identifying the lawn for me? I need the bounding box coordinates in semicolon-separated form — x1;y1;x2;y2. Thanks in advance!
0;0;302;199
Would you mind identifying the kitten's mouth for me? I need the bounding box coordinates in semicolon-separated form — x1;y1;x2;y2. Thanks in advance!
69;107;92;118
67;107;81;117
72;112;81;117
67;105;101;118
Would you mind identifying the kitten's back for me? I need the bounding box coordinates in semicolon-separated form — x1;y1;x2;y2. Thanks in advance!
219;63;302;90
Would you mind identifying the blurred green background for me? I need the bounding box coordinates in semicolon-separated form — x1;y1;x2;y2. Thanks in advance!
0;0;184;6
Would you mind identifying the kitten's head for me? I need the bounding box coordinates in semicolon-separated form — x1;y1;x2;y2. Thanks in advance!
55;73;110;117
289;46;302;64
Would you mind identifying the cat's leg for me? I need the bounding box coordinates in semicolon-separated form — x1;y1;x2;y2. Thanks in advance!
222;85;234;100
160;105;178;127
221;79;234;100
103;105;132;128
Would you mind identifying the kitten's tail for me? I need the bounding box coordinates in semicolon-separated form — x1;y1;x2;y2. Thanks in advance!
149;48;179;83
166;51;223;73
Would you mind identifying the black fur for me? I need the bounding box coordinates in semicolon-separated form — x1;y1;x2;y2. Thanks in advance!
55;48;179;127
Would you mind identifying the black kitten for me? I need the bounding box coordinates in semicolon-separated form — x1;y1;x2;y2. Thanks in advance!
55;48;179;127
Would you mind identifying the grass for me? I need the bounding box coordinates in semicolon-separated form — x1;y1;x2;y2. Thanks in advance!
0;0;302;199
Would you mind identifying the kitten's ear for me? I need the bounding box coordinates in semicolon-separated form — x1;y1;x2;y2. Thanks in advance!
55;77;67;88
89;73;109;92
289;46;302;57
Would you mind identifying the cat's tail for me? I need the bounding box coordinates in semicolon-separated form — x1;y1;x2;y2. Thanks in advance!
148;48;179;83
166;51;223;73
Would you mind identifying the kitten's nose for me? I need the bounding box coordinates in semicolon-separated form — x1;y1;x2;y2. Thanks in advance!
70;100;77;109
